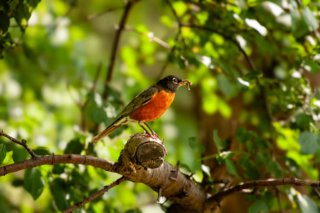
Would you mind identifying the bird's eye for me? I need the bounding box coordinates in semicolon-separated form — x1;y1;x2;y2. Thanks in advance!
172;77;178;83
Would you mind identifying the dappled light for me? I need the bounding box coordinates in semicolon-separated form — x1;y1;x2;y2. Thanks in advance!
0;0;320;212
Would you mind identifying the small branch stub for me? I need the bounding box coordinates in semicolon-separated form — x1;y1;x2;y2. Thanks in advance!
125;133;167;169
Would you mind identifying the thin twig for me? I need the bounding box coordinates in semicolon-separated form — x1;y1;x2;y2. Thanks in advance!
102;0;139;100
165;0;181;25
209;178;320;202
125;26;170;49
0;131;37;158
63;176;126;213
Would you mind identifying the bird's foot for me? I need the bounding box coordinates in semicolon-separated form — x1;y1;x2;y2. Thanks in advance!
148;130;160;139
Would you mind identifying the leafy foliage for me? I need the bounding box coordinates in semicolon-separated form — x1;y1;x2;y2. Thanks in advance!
0;0;320;212
0;0;41;57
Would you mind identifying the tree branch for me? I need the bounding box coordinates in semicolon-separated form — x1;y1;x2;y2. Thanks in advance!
0;154;114;176
0;133;206;212
125;26;170;49
0;130;37;158
114;133;206;212
206;178;320;209
179;23;256;71
63;176;126;213
102;0;139;100
1;132;319;212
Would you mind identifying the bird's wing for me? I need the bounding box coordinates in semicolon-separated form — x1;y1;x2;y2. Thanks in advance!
119;85;159;117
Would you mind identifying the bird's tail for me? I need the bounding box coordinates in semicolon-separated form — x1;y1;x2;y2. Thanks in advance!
91;117;126;143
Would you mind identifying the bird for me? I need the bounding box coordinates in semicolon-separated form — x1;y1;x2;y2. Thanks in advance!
91;75;191;143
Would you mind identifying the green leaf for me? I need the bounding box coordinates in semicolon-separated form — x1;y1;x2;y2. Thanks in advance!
12;146;28;162
34;147;50;156
51;178;69;210
14;2;31;31
213;130;226;152
225;158;238;177
295;113;312;130
298;131;319;154
64;138;84;154
248;199;268;213
304;59;320;73
302;7;318;31
0;144;6;164
297;194;318;213
28;0;41;7
291;9;309;38
315;90;320;99
86;103;104;124
52;164;65;174
236;128;254;144
24;168;45;200
172;1;187;16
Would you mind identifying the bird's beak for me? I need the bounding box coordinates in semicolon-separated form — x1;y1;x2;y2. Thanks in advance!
179;79;192;90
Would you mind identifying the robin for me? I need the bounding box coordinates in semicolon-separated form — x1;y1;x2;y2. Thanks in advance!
92;75;191;143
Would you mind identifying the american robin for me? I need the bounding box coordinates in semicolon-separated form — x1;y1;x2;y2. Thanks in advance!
92;75;191;143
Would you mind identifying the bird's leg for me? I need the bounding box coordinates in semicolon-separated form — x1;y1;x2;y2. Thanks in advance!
139;122;149;134
144;122;156;135
138;122;158;137
145;122;160;139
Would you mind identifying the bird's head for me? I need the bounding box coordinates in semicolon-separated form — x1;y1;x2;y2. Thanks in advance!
158;75;191;92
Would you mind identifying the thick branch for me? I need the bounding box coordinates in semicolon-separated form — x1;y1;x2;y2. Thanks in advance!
1;133;319;212
0;154;114;176
114;133;206;212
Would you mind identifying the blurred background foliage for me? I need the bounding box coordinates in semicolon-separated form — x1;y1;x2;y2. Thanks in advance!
0;0;320;212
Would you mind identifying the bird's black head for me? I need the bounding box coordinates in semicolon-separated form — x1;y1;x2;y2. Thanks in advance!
157;75;191;92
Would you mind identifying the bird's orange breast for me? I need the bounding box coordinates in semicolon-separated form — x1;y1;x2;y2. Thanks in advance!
129;90;175;122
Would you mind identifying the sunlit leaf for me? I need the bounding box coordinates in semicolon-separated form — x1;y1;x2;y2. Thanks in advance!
173;1;187;16
302;7;318;31
297;194;318;213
